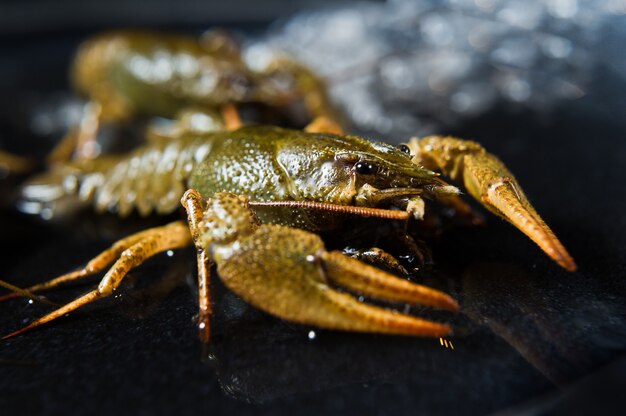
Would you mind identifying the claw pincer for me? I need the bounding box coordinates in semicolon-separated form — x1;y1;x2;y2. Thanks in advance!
184;191;457;338
408;136;576;272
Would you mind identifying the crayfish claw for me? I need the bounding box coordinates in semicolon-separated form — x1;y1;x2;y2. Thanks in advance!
409;136;576;271
314;288;453;337
320;251;458;311
214;222;456;337
476;170;576;272
462;153;577;272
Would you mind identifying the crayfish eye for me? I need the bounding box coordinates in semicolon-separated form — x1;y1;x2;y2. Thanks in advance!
398;144;411;156
355;161;377;175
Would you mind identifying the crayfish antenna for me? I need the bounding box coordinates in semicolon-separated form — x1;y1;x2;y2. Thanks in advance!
0;269;86;302
0;279;57;306
0;269;89;302
0;292;19;302
2;290;99;340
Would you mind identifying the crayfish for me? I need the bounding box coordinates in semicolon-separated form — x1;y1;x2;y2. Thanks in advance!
0;30;575;344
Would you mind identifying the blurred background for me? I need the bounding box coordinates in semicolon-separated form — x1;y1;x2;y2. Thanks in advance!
1;1;626;415
1;0;625;142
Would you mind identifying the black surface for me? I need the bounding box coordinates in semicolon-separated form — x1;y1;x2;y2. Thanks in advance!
1;4;626;416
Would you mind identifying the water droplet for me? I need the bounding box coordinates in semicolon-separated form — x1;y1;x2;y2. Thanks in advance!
308;330;316;340
166;250;174;257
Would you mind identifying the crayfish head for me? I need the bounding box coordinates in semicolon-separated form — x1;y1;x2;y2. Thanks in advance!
340;139;460;206
275;130;459;207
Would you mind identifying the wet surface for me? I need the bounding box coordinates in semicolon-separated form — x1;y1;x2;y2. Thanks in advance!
1;22;626;416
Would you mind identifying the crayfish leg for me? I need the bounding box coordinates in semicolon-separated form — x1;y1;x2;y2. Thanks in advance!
304;116;345;135
181;189;213;343
195;250;212;344
0;222;191;302
262;57;344;127
220;104;242;131
346;247;410;277
2;220;192;339
436;195;486;226
47;102;104;164
181;190;457;338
